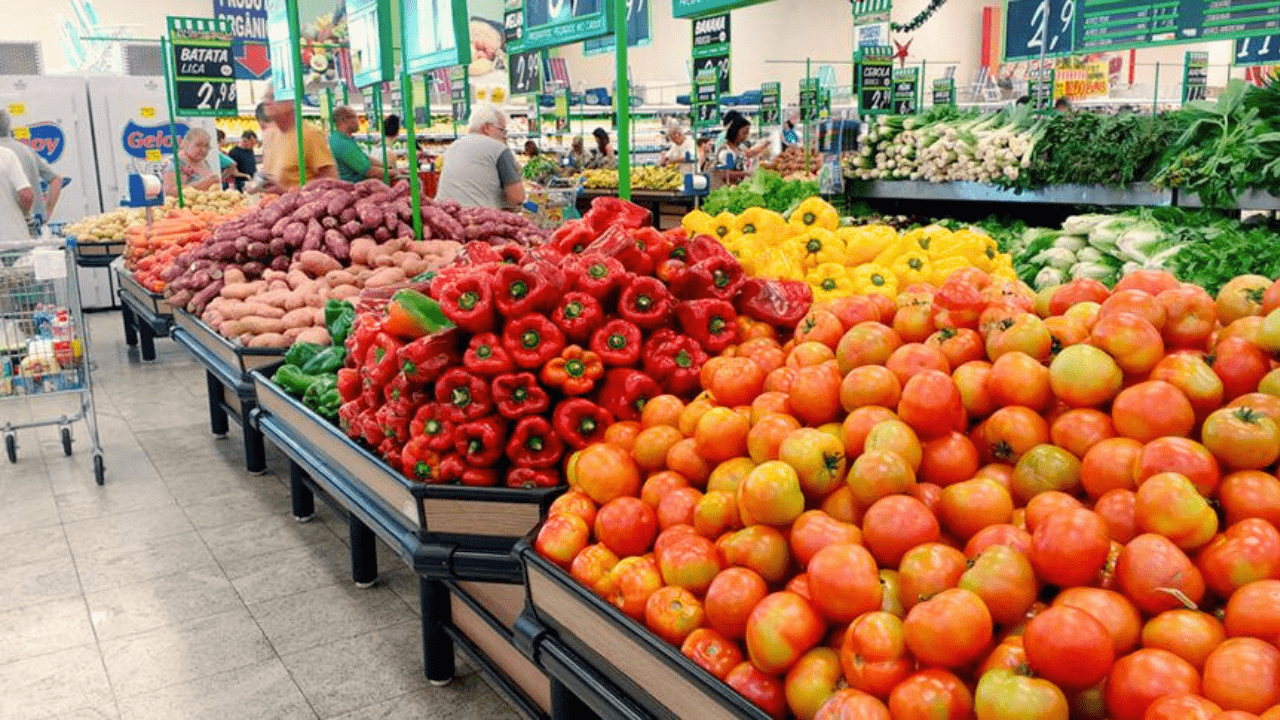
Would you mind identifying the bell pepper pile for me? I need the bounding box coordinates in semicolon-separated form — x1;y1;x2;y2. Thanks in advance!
682;198;1018;303
270;299;357;420
332;197;815;490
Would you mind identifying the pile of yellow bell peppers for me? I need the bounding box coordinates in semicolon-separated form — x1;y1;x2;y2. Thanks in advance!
682;198;1017;302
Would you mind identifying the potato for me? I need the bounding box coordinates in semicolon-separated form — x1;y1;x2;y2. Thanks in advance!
298;250;341;277
365;267;407;289
247;332;289;348
281;307;315;330
328;284;360;300
295;327;331;346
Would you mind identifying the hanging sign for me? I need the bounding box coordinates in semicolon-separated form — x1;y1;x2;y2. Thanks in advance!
509;49;544;96
1183;51;1209;102
672;0;765;19
1236;34;1280;66
265;0;296;101
856;46;893;116
799;77;820;122
212;0;271;79
1028;67;1056;110
852;0;891;49
892;67;919;115
553;86;570;133
518;0;612;51
584;0;651;54
344;0;394;88
691;13;731;94
931;76;955;106
691;67;721;129
761;81;781;127
403;0;471;74
449;65;470;124
167;17;238;116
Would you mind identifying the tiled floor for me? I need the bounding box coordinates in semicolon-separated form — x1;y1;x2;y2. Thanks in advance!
0;311;520;720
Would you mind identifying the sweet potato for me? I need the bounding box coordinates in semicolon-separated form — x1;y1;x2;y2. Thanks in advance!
328;284;360;300
247;332;289;348
283;327;306;343
267;279;291;292
364;267;406;289
245;226;271;242
222;268;248;286
340;220;363;238
269;255;291;272
220;281;265;300
296;327;331;346
255;289;291;307
238;316;285;335
297;250;341;277
323;230;350;261
281;307;315;330
349;238;378;266
191;279;225;313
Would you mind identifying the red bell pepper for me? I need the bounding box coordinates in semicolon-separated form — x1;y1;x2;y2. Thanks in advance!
735;278;813;329
540;345;604;397
437;275;497;334
501;316;566;370
438;453;466;484
552;398;612;450
494;264;557;318
583;196;651;235
551;292;605;345
346;314;383;366
455;416;507;468
676;298;739;354
597;368;662;423
686;234;736;265
378;438;404;473
338;399;364;439
460;242;503;265
398;327;464;385
491;372;552;420
549;220;597;256
434;368;495;422
643;333;707;397
362;333;403;390
615;227;665;277
375;397;414;444
589;319;643;368
463;333;515;376
336;368;361;404
506;467;561;489
572;254;626;306
401;436;444;483
506;415;565;468
461;468;501;487
617;275;674;330
409;403;456;453
497;244;529;265
675;256;746;303
381;373;419;405
357;409;386;447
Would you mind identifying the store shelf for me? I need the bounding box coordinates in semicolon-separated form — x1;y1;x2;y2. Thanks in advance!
846;180;1175;206
446;581;553;719
1176;188;1280;211
115;266;172;363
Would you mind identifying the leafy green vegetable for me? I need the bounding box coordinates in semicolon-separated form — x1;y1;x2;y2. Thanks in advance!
703;170;821;215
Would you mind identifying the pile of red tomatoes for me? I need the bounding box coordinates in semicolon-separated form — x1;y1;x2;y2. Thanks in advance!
535;267;1280;720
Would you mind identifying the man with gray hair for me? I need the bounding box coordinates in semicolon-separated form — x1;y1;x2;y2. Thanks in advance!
0;109;62;233
435;103;525;209
0;143;32;240
328;105;386;183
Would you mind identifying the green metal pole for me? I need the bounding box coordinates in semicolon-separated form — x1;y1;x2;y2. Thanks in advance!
159;36;184;209
1153;62;1160;113
325;88;335;130
286;0;306;185
401;71;423;238
920;59;926;112
375;84;390;185
615;0;630;200
804;57;811;182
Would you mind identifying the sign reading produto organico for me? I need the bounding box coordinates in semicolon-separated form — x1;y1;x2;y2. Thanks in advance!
167;17;238;116
212;0;270;79
122;120;191;159
518;0;611;52
403;0;471;74
672;0;766;19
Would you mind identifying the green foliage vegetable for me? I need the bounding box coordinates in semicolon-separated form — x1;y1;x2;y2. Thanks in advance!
703;170;821;215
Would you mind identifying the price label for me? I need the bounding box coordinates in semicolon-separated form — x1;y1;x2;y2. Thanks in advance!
146;149;163;162
892;67;919;115
857;46;893;116
140;106;156;118
691;12;730;94
692;55;730;95
13;127;29;140
167;17;239;116
509;49;543;96
931;77;955;107
691;68;721;130
6;103;24;117
760;81;781;127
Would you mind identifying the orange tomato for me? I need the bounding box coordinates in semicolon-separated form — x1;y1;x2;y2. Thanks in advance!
631;425;685;472
694;407;751;464
640;394;685;429
573;443;641;504
603;421;641;452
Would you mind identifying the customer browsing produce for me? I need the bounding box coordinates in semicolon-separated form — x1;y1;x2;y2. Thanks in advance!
162;128;221;197
329;105;387;183
260;98;338;191
435;103;526;210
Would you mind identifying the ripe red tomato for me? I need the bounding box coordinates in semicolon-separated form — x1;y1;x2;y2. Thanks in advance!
570;543;619;589
836;322;903;374
861;495;940;567
885;343;951;386
573;443;642;504
1202;406;1280;470
1030;508;1110;588
839;365;901;412
847;450;917;508
814;689;891;720
784;647;843;720
1202;638;1280;713
593;497;658;558
703;567;768;640
893;303;938;344
718;526;791;585
1080;437;1142;499
807;543;882;623
887;668;974;720
1115;534;1206;616
1024;491;1084;533
1093;488;1138;543
789;363;844;426
958;544;1038;626
964;523;1033;559
926;327;985;368
840;611;913;699
657;487;704;530
1104;648;1202;720
1111;380;1196;443
1141;609;1227;670
535;513;591;568
725;661;787;720
986;352;1053;412
1223;579;1280;643
1049;408;1116;458
1218;471;1280;527
795;310;846;348
1023;605;1115;690
744;591;826;675
827;296;883;330
1150;352;1225;421
681;627;743;680
657;533;722;596
952;360;996;419
643;585;704;646
708;357;767;407
987;313;1054;362
1090;312;1165;377
1144;693;1222;720
1115;269;1180;296
789;510;862;567
1212;337;1271;401
897;370;966;440
1050;278;1111;316
939;478;1013;540
599;556;663;620
1052;587;1141;655
903;588;993;668
934;277;986;329
1159;285;1218;349
1101;289;1167;329
980;406;1050;464
1198;518;1280;598
918;432;981;488
1134;436;1222;497
898;543;967;612
841;406;897;458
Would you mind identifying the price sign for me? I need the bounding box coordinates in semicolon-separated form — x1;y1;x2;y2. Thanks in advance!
856;46;893;116
518;0;611;52
584;0;650;55
167;17;238;116
932;77;955;107
553;86;570;134
403;0;471;74
799;77;820;122
691;67;720;129
344;0;394;87
761;81;782;127
505;9;524;43
1236;34;1280;66
691;13;730;94
892;67;919;115
672;0;766;18
509;49;544;96
1183;51;1209;103
1004;0;1076;61
6;103;23;117
12;127;29;140
1028;67;1056;111
449;65;469;125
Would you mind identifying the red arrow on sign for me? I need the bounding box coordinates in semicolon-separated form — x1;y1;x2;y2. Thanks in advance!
236;43;271;80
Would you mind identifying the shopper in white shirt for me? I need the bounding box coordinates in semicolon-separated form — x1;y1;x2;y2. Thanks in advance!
0;109;62;233
659;120;696;168
0;145;32;240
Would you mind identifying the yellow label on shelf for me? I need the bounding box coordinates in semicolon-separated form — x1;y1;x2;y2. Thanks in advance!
7;103;24;116
140;106;156;118
145;149;162;162
12;127;29;140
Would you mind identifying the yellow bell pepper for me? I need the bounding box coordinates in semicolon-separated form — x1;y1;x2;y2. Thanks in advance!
840;225;898;265
973;237;1002;272
721;237;761;274
710;212;736;240
849;264;899;299
788;197;840;232
682;210;714;237
786;228;847;269
930;255;972;286
755;247;804;281
807;263;856;303
874;236;918;267
892;251;933;287
991;263;1019;281
734;208;788;243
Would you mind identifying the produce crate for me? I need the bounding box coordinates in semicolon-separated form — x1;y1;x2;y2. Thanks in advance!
73;239;127;258
115;266;173;363
252;363;563;552
116;269;173;317
171;310;283;473
447;580;553;719
516;533;769;720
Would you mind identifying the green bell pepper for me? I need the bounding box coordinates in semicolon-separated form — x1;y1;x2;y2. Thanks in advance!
274;364;320;397
284;342;323;368
324;299;356;346
303;375;341;420
301;346;346;375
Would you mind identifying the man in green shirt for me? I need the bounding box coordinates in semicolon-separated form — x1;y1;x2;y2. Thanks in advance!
329;106;387;183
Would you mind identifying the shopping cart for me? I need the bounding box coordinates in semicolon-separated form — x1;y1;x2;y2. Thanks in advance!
0;238;105;484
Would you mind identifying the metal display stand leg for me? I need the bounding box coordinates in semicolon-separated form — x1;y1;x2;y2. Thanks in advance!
207;372;228;438
121;305;138;346
241;400;267;475
349;515;378;588
419;578;455;686
138;320;156;362
550;679;595;719
289;462;315;522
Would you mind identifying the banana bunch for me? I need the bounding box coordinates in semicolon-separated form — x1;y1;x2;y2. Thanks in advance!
581;166;683;190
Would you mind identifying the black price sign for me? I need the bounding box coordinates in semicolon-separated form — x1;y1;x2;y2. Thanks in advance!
892;67;918;115
504;9;524;42
857;46;893;116
692;55;731;95
761;81;781;127
691;13;730;94
1182;51;1208;103
799;78;820;122
450;66;469;124
932;77;955;107
692;69;720;129
509;49;543;96
167;17;238;116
